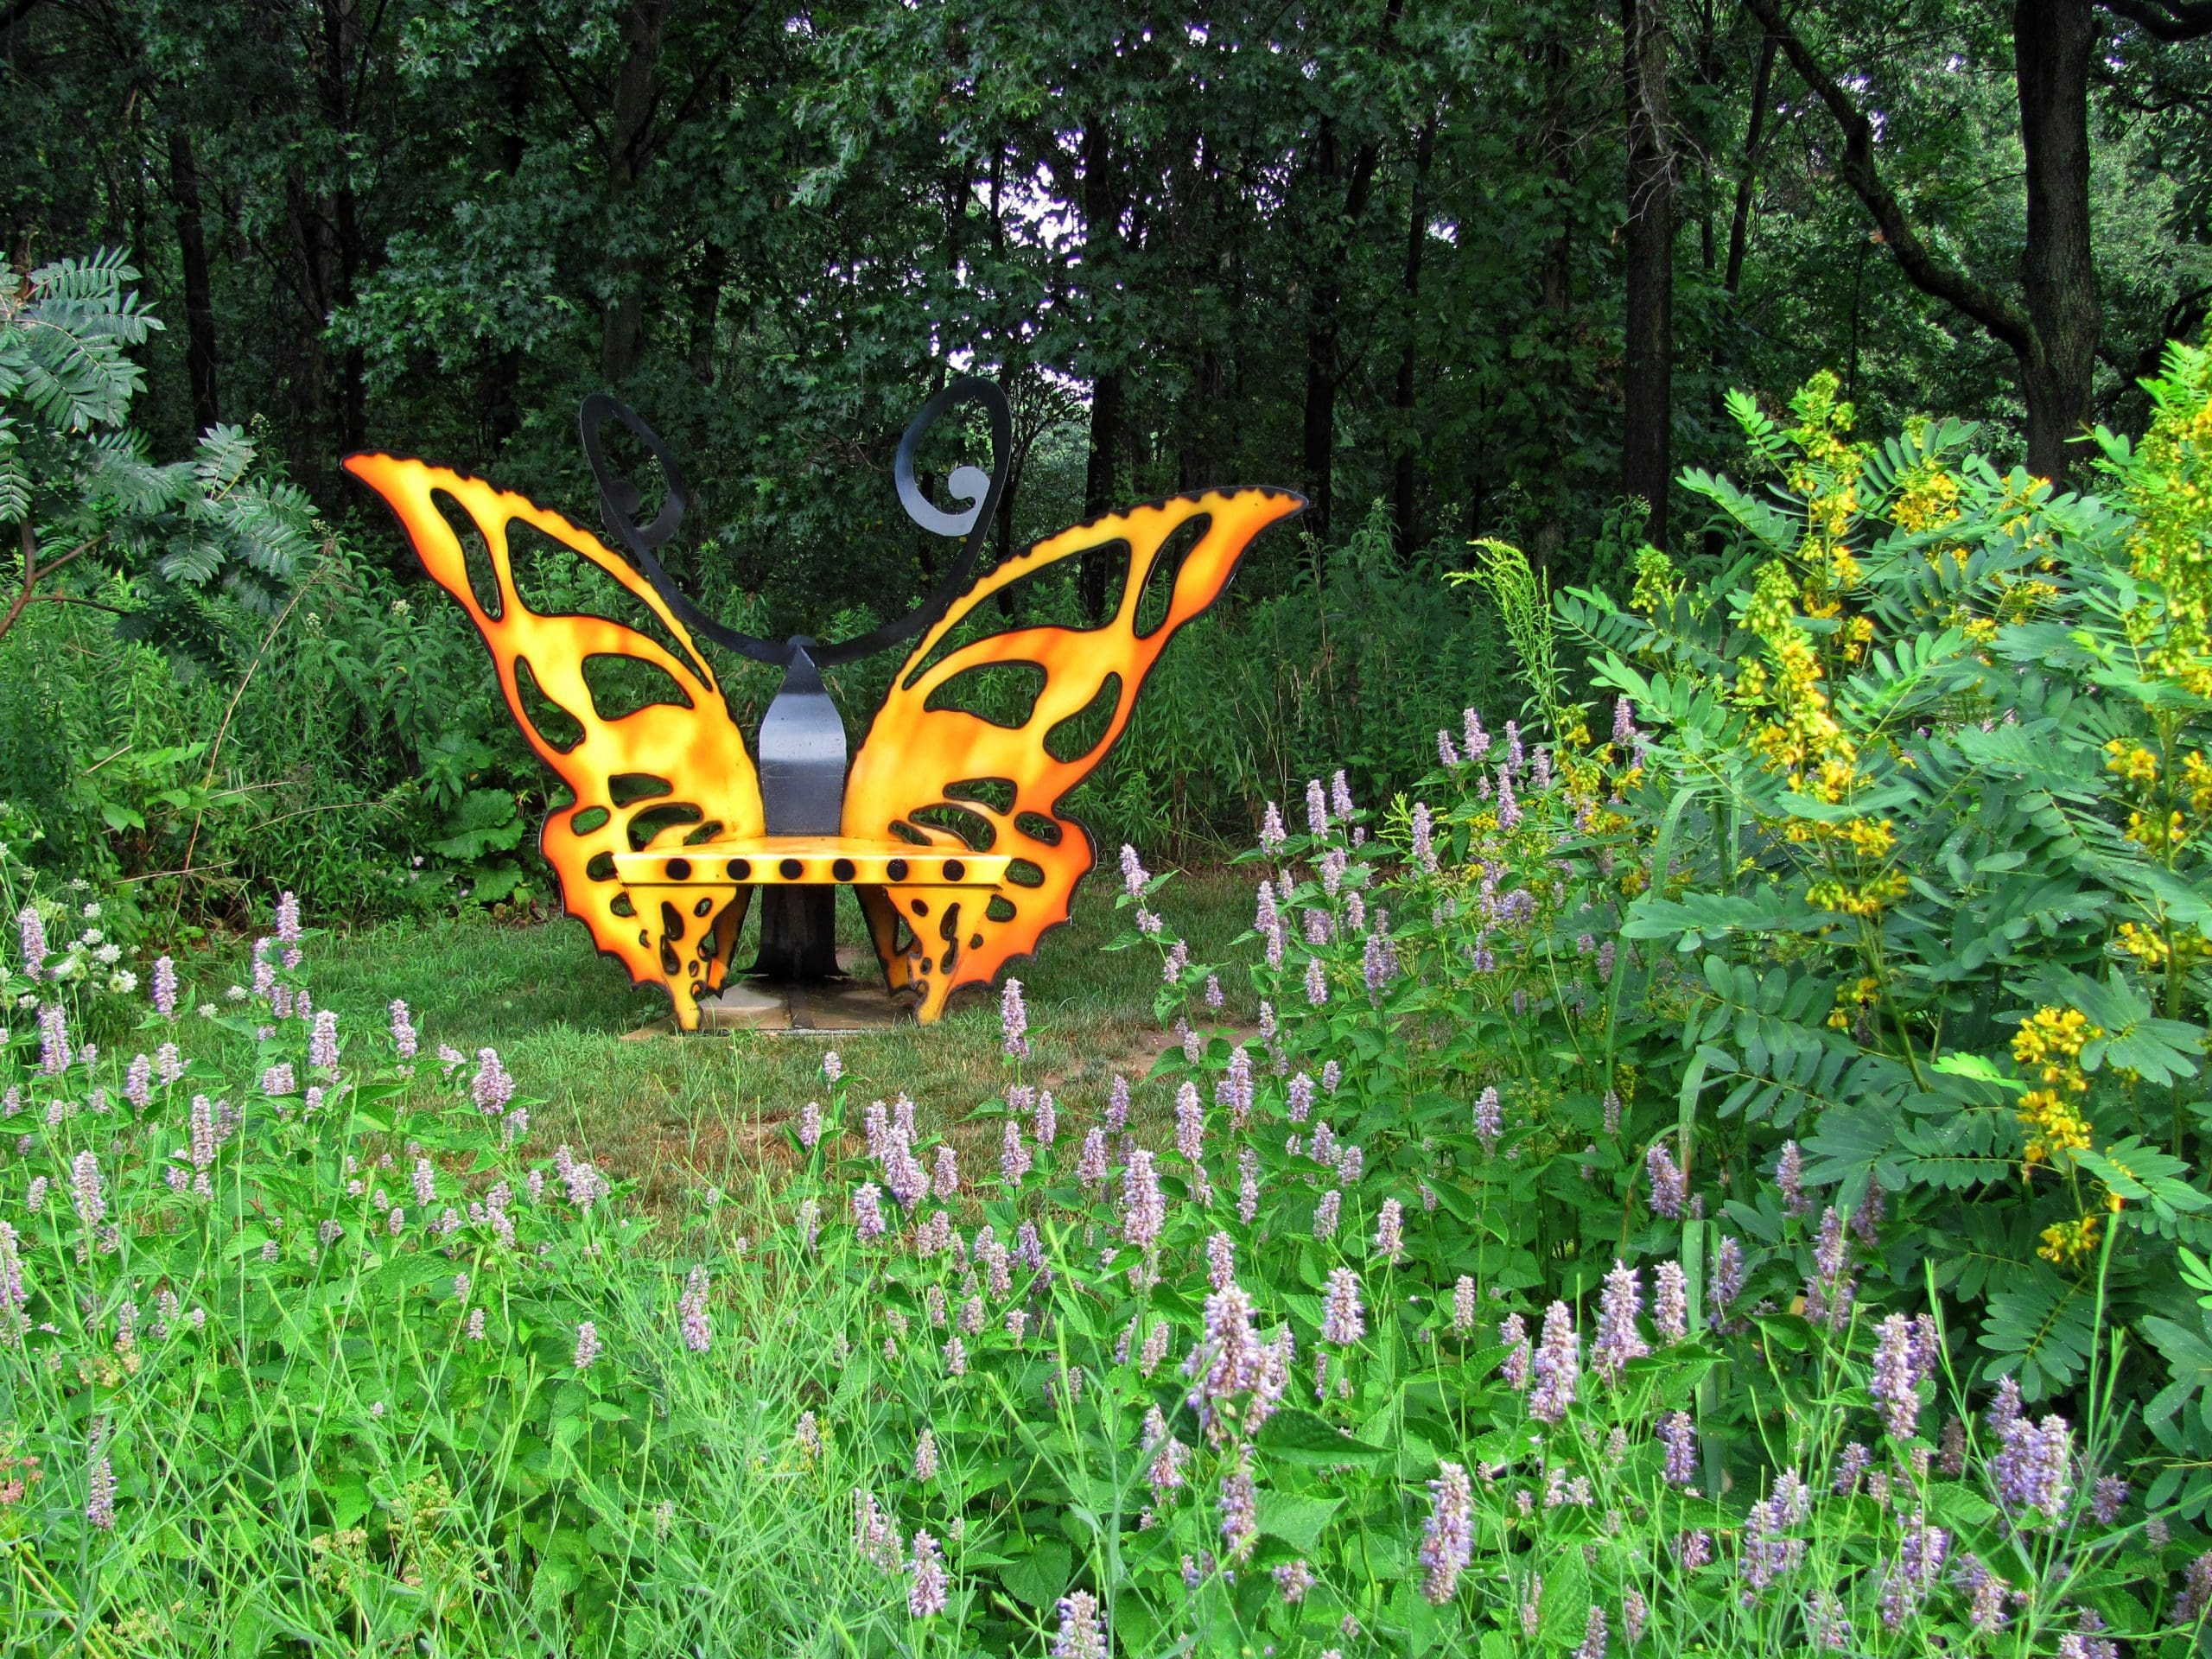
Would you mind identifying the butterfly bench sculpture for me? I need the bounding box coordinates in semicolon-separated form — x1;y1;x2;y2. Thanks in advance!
346;379;1301;1030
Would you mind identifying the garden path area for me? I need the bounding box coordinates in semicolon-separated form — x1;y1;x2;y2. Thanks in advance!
256;871;1255;1217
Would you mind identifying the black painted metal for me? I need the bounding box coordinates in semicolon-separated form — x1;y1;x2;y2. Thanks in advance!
756;645;846;835
578;378;1011;989
579;378;1012;669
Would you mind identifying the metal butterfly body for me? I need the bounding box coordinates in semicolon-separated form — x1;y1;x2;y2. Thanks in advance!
345;380;1303;1028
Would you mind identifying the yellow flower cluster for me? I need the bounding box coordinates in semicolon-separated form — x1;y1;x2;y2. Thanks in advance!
2183;749;2212;815
2106;741;2159;788
2105;741;2212;855
1742;563;1853;782
2116;918;2212;969
1827;974;1882;1033
2121;342;2212;695
2011;1005;2100;1167
1891;459;1962;536
2037;1215;2101;1265
1996;577;2060;619
1805;870;1910;917
1783;373;1869;609
1737;563;1902;911
1630;544;1681;613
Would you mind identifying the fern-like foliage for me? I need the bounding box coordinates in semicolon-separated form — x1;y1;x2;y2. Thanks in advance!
1560;359;2212;1456
0;251;315;666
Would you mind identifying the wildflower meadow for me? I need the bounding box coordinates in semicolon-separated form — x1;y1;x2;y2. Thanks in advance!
18;350;2212;1656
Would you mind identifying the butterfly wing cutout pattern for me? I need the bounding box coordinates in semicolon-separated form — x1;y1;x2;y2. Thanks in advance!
844;488;1304;1021
342;455;766;1030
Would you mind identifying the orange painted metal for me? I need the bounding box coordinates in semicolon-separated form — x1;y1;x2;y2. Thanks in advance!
343;454;763;1033
843;489;1303;1020
346;449;1301;1030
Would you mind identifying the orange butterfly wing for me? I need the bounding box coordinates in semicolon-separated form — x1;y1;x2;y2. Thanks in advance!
343;455;766;1027
844;488;1303;1020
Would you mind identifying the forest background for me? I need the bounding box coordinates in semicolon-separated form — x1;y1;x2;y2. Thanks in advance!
3;0;2212;917
20;4;2212;1651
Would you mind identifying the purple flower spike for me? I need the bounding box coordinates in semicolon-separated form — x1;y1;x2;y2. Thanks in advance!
1708;1236;1745;1326
1657;1410;1697;1486
1418;1462;1474;1603
1592;1260;1649;1383
1527;1301;1580;1423
1654;1260;1688;1344
1321;1268;1365;1345
1645;1142;1687;1218
1474;1086;1502;1154
1463;707;1490;761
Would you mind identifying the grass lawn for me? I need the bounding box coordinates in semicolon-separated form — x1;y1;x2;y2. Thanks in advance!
232;865;1256;1217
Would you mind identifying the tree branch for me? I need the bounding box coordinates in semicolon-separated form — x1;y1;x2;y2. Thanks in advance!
2098;0;2212;40
530;34;610;149
1742;0;2035;357
0;521;37;648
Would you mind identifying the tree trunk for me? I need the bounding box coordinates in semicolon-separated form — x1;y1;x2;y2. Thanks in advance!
1079;118;1122;619
1300;118;1382;546
1392;115;1437;556
319;0;366;454
1744;0;2088;481
2015;0;2100;482
1528;29;1580;568
1722;30;1777;303
166;125;219;434
1709;29;1777;558
600;0;673;385
688;239;726;385
1300;119;1342;546
1621;0;1675;549
484;56;532;456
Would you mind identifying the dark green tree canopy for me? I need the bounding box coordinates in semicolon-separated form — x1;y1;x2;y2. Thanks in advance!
5;0;2211;620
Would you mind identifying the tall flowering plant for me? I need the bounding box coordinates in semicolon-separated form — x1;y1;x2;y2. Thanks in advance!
0;889;736;1651
1517;358;2212;1520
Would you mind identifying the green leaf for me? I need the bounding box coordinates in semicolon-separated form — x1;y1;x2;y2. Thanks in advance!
1255;1408;1391;1468
1000;1538;1071;1610
1538;1554;1592;1646
1980;1272;2095;1400
1931;1053;2021;1091
2144;1312;2212;1433
429;787;524;860
2075;1137;2209;1220
1256;1491;1339;1552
